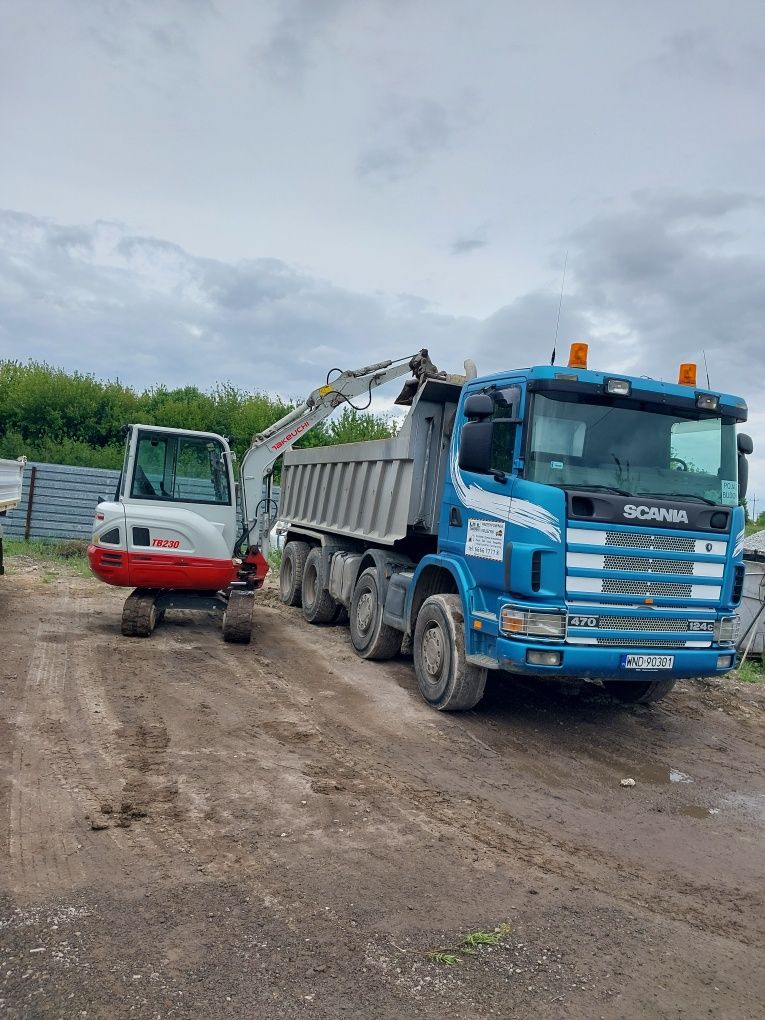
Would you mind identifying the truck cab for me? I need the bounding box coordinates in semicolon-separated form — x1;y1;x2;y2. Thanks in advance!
440;357;748;694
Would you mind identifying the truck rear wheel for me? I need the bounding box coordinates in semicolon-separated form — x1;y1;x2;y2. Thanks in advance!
280;541;309;607
222;590;254;644
301;547;338;624
603;679;676;704
413;594;487;711
349;567;401;660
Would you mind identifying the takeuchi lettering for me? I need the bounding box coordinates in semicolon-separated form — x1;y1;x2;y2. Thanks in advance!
271;421;311;451
623;504;689;523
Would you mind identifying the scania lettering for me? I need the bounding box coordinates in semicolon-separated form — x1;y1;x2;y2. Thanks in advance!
275;344;752;710
623;505;690;523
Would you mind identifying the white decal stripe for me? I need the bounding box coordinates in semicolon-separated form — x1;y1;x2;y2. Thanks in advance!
450;453;561;543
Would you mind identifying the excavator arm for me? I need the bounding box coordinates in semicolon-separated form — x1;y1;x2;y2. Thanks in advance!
237;349;441;557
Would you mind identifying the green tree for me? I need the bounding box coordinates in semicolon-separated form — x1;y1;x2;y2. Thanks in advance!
0;360;398;468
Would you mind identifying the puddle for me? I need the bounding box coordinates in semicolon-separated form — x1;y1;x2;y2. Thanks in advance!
584;746;694;785
669;770;693;784
679;805;713;819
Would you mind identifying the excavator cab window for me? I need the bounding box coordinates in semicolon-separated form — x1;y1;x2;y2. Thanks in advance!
130;431;232;505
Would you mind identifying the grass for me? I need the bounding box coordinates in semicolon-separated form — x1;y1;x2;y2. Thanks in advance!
3;537;92;578
428;924;513;966
734;657;765;684
267;547;282;571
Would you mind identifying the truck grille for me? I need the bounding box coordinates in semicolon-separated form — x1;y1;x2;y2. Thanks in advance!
601;579;693;597
603;554;694;575
566;524;727;605
604;532;695;552
597;615;695;632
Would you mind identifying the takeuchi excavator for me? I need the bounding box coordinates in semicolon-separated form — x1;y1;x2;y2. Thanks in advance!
88;350;466;642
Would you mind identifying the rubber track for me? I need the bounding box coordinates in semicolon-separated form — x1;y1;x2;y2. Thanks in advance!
223;591;254;644
121;589;158;637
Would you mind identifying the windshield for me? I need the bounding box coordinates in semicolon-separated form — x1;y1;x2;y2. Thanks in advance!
131;431;231;505
526;392;738;506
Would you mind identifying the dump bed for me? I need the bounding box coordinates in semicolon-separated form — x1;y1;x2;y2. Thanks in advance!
279;379;462;546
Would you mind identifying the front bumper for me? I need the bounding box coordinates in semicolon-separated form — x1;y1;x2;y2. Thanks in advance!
495;636;734;678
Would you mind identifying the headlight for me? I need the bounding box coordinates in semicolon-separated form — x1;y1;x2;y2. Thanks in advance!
714;616;737;643
501;606;567;640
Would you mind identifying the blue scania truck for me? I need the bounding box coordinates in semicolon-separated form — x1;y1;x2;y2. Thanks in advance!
277;344;753;710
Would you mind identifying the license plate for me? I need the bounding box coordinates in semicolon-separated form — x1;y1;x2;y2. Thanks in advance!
621;654;674;670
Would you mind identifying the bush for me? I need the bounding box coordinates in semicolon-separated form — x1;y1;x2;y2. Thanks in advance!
0;361;398;468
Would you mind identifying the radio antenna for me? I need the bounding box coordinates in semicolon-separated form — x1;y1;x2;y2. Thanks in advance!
550;251;568;365
702;349;711;389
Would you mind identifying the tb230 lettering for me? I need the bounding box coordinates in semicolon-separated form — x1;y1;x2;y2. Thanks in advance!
152;538;180;548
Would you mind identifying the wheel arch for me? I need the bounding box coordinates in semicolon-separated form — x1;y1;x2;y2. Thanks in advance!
405;555;470;636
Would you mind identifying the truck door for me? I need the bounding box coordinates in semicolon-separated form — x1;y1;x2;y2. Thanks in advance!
441;381;526;592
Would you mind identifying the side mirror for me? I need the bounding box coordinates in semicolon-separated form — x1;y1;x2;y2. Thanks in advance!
96;495;106;505
464;392;493;419
738;433;752;501
738;433;753;455
458;420;493;474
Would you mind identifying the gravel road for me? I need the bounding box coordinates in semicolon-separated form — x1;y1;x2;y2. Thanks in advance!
1;561;764;1019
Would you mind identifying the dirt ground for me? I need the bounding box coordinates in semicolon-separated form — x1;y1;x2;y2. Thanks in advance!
1;560;764;1020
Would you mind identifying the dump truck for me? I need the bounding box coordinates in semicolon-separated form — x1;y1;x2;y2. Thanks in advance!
277;344;753;710
0;457;25;576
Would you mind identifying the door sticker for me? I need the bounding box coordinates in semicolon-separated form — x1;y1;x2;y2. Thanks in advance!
465;518;505;561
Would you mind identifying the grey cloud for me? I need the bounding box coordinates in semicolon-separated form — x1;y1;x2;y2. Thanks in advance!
0;211;477;397
565;192;765;395
252;0;349;89
357;94;475;184
449;234;488;256
477;291;592;375
83;0;213;68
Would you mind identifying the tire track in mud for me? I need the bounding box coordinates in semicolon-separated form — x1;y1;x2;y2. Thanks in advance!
249;609;765;950
8;588;86;893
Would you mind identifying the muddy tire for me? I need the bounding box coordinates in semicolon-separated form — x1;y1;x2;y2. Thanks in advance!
121;589;159;638
349;567;401;660
603;679;677;704
301;547;337;624
280;541;309;607
413;594;487;711
222;590;254;644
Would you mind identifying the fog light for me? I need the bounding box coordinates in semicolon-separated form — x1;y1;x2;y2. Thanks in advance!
526;649;562;666
716;654;734;670
605;378;631;396
696;393;719;411
714;616;737;643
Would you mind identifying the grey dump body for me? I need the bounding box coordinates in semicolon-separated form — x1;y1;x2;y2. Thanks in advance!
279;379;462;546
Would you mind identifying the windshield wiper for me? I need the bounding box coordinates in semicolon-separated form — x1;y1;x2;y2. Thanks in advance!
636;491;718;506
562;484;632;496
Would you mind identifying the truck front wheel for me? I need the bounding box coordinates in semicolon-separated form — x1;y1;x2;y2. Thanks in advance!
413;594;487;711
603;679;676;704
350;567;401;660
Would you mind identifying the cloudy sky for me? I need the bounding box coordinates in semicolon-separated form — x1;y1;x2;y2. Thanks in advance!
1;0;764;509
